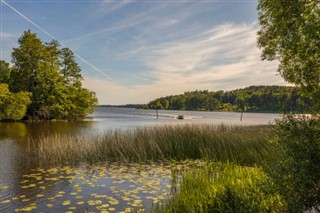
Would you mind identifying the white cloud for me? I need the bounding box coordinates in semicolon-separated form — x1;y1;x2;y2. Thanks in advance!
84;22;286;105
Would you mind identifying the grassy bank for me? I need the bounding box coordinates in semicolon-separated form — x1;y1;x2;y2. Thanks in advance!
154;162;285;213
28;124;273;165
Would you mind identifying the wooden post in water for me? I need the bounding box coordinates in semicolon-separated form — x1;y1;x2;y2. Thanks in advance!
240;111;243;122
156;109;158;119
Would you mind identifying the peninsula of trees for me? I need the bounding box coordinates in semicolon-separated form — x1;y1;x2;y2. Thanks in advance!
0;30;98;121
140;85;313;113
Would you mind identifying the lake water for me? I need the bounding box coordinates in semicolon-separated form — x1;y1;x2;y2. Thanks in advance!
0;107;281;212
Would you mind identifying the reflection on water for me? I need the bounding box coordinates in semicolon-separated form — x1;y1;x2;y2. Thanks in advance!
0;121;95;142
0;107;281;212
0;123;28;141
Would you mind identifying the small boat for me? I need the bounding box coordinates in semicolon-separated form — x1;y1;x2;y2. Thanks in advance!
177;115;184;119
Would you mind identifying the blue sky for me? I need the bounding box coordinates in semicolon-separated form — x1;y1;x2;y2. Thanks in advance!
0;0;286;104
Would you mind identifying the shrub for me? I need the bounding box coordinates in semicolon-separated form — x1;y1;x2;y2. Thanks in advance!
0;83;31;121
266;115;320;212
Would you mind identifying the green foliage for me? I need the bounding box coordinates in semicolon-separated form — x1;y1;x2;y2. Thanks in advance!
0;60;11;84
257;0;320;107
3;30;98;120
258;2;320;211
59;47;83;87
144;86;313;112
0;84;31;121
156;163;285;213
266;115;320;212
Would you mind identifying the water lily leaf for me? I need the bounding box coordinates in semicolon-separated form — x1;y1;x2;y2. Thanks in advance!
87;200;96;206
124;207;132;212
109;200;119;205
47;204;54;208
1;199;10;204
62;200;71;206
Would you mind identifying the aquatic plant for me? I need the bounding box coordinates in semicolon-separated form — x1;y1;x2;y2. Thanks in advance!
1;161;191;212
28;124;274;166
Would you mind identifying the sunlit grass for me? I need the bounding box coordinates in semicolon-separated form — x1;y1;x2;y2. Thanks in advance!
154;162;286;213
28;124;273;165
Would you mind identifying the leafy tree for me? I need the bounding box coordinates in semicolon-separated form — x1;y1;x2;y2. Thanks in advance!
10;30;48;93
236;97;247;112
160;98;169;110
258;1;320;211
257;0;320;107
6;30;97;120
0;84;31;121
0;60;11;84
59;47;83;87
170;96;186;110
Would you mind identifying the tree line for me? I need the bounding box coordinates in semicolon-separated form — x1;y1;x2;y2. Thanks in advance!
0;30;98;121
140;85;314;113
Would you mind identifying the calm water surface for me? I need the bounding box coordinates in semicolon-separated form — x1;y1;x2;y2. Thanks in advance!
0;107;281;212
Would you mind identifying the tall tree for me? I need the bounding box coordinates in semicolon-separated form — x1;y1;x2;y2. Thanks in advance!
8;30;97;120
257;0;320;107
59;47;83;87
10;30;62;118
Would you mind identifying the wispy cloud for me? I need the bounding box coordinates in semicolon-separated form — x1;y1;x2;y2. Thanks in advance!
137;22;278;83
82;22;286;104
63;2;172;45
62;16;150;44
99;0;134;11
0;32;17;39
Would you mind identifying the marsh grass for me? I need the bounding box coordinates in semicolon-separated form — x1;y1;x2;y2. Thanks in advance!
154;162;286;213
28;124;274;165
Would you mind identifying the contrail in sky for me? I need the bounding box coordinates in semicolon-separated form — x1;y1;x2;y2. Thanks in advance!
1;0;120;84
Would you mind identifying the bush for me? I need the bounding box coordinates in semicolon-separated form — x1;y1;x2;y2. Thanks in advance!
0;84;31;121
267;115;320;212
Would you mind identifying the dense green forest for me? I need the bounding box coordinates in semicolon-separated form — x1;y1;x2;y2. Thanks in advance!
140;85;313;112
0;30;98;121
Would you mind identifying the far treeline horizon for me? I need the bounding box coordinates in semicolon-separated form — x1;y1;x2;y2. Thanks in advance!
136;85;314;113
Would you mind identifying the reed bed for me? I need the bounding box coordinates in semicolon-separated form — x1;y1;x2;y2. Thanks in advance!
28;124;274;165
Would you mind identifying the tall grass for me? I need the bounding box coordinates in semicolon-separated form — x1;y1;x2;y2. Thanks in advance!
28;124;274;165
154;162;286;213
